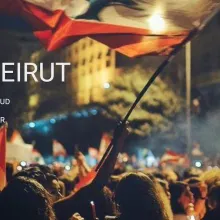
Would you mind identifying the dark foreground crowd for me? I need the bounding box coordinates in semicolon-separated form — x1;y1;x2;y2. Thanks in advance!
1;128;220;220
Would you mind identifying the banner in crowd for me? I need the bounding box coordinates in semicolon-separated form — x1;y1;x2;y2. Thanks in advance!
1;0;219;57
6;142;33;163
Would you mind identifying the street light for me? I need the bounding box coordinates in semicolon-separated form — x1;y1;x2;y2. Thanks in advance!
186;42;191;155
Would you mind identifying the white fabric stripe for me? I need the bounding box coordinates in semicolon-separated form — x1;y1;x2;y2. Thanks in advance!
23;0;220;33
24;0;90;17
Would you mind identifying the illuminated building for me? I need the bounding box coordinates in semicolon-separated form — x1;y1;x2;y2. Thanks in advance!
65;37;116;105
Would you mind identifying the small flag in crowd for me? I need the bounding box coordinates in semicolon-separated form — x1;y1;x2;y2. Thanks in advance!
53;140;67;157
88;147;99;159
192;142;204;157
32;148;45;165
160;149;189;167
0;124;7;190
99;133;111;159
10;130;25;145
8;130;34;163
74;168;97;192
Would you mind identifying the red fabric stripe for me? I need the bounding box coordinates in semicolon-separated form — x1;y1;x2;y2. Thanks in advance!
2;0;188;57
0;125;7;190
93;35;185;57
74;168;97;192
166;150;185;157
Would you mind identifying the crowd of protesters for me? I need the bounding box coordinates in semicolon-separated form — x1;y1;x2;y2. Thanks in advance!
1;125;220;220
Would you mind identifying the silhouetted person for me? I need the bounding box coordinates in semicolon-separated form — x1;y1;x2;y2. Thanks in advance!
170;182;194;220
115;172;172;220
0;176;55;220
203;182;220;220
14;166;63;202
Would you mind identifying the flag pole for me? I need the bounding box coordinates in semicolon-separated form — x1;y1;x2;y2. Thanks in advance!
96;7;220;172
186;42;192;156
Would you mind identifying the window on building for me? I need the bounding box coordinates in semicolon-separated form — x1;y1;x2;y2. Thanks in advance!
75;47;78;54
106;60;111;67
68;50;72;58
90;56;94;62
98;52;102;59
98;64;101;71
90;67;93;74
82;59;86;65
106;49;111;56
82;43;86;49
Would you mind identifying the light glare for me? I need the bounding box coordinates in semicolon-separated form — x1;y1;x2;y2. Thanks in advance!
50;118;56;124
148;14;166;33
195;161;202;168
20;161;27;167
29;122;36;128
104;82;110;89
17;166;22;171
65;165;71;171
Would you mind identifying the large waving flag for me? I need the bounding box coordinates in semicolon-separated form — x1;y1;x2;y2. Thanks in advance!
1;0;219;57
0;125;7;190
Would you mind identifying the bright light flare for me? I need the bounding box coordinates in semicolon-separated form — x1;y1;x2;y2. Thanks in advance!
104;82;110;89
50;118;56;124
29;122;36;128
148;14;166;33
17;166;22;171
65;165;71;171
195;161;202;168
20;161;27;167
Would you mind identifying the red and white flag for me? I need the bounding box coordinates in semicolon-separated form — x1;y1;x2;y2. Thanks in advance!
99;133;111;159
160;150;189;166
1;0;219;57
192;143;204;157
0;125;7;190
88;147;99;159
32;148;45;164
53;140;67;157
10;130;24;145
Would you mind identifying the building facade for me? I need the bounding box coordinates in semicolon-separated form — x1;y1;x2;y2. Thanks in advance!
66;37;116;105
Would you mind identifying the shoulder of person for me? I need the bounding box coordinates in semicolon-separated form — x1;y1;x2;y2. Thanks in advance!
173;214;188;220
105;216;118;220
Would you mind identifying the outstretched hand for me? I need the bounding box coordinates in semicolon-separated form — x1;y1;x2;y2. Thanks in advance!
75;152;86;166
112;121;129;150
70;213;84;220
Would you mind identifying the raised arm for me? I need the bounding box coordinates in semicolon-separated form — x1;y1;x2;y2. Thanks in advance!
53;122;128;220
76;151;91;180
91;121;129;190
